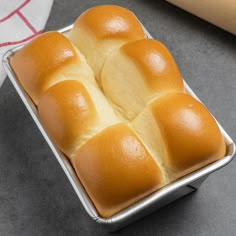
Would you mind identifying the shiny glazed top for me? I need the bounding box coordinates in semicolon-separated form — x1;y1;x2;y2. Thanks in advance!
150;93;226;175
10;32;80;104
74;5;145;40
121;38;184;93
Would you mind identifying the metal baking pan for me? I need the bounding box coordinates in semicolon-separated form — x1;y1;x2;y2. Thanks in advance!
2;24;235;231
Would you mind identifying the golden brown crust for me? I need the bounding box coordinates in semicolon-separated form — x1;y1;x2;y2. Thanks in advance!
10;31;80;104
38;80;97;157
150;93;226;178
73;5;145;40
121;38;184;93
72;124;164;217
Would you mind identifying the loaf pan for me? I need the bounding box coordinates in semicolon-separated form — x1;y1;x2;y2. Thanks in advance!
2;24;235;231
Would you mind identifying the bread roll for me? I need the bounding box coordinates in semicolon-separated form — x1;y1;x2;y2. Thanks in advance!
69;5;146;81
132;93;226;181
10;31;95;105
38;80;119;157
72;123;165;217
101;38;184;120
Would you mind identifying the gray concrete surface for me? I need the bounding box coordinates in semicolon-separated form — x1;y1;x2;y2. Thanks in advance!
0;0;235;235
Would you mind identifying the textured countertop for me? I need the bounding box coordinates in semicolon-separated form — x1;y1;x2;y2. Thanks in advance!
0;0;235;235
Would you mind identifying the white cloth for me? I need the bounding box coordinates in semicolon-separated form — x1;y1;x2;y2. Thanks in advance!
0;0;54;86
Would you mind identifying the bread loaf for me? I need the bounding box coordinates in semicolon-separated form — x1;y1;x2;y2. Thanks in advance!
10;5;226;218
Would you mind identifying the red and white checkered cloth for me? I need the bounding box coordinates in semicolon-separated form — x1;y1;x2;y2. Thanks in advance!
0;0;54;86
